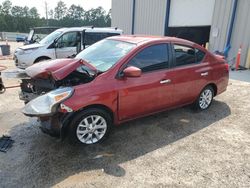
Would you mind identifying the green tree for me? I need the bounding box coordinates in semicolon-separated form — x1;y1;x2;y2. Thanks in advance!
84;7;107;27
29;7;39;19
48;9;54;19
11;6;24;17
0;2;111;33
105;9;111;26
1;0;12;15
54;1;67;20
0;15;7;30
0;5;3;14
67;4;84;20
23;6;29;17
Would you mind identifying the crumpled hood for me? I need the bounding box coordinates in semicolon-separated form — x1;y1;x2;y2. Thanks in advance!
25;58;97;80
19;43;44;50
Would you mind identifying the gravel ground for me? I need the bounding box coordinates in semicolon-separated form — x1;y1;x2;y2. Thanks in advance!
0;51;250;187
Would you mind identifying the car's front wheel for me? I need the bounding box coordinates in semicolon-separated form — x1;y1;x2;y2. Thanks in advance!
193;85;214;111
69;108;112;145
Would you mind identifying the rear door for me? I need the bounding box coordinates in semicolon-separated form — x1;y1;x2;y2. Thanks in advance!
167;43;211;105
118;43;175;120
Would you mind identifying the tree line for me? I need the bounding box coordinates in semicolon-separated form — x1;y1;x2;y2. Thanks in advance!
0;0;111;33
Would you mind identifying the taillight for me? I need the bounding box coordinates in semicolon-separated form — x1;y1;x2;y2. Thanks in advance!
225;63;229;72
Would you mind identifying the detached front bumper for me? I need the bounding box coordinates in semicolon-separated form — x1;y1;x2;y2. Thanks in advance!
37;113;73;138
22;87;75;138
38;114;62;137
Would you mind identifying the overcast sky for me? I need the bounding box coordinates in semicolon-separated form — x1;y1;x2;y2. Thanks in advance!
0;0;111;17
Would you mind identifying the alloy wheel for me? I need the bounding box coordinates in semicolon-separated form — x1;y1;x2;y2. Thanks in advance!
199;89;213;109
76;115;107;144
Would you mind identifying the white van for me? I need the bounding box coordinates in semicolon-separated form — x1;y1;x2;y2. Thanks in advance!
14;27;123;69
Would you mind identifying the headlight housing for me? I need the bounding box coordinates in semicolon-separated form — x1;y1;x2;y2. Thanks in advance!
16;48;38;55
22;87;74;116
23;48;39;54
15;49;24;55
24;49;35;54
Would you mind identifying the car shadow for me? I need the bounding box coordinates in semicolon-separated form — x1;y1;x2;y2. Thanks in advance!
0;100;231;187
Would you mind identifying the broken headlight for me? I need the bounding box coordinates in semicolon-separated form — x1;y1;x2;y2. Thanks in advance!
22;87;74;116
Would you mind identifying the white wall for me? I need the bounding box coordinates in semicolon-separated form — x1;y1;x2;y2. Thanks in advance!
134;0;167;35
111;0;133;34
169;0;215;27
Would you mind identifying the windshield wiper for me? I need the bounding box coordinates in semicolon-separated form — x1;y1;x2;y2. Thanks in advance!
80;66;91;77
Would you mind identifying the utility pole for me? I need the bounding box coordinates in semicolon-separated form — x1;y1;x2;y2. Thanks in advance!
45;1;48;25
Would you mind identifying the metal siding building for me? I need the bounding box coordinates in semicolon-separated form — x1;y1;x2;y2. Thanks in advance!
112;0;250;68
208;0;233;52
111;0;133;34
228;0;250;68
209;0;250;68
134;0;167;35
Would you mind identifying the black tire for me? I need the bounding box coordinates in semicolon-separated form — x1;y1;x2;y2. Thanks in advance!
193;85;214;111
68;108;112;145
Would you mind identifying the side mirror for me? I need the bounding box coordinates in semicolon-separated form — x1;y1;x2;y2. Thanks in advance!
123;66;142;77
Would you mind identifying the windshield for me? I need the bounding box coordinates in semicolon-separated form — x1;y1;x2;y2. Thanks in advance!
39;31;62;45
76;39;136;72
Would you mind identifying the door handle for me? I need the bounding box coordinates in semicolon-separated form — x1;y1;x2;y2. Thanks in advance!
201;72;208;76
160;79;171;84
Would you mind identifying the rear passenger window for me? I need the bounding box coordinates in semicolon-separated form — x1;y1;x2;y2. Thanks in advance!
107;33;120;37
127;44;169;72
174;44;206;67
174;45;196;66
196;48;206;62
84;32;120;46
84;33;103;46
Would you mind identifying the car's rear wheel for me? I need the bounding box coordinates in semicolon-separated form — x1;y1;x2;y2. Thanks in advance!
69;108;112;145
193;85;214;111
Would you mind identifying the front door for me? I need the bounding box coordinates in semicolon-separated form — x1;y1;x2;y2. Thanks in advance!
55;32;80;58
118;43;174;120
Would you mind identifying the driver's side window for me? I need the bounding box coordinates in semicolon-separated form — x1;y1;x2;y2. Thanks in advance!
57;32;78;48
127;44;169;73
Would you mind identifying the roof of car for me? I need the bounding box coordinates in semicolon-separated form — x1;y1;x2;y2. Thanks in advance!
109;35;195;46
31;26;59;30
56;27;123;33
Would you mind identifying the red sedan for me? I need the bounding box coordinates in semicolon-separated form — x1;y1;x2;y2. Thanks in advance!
22;35;229;145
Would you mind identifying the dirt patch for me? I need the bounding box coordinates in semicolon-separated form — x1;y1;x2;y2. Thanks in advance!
0;55;250;187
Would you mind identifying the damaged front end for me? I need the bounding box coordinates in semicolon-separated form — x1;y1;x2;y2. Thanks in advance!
21;58;98;137
22;87;74;136
20;58;97;103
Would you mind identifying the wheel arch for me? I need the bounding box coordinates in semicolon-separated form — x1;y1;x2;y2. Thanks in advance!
61;104;115;139
34;56;51;63
206;83;218;96
78;104;114;121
